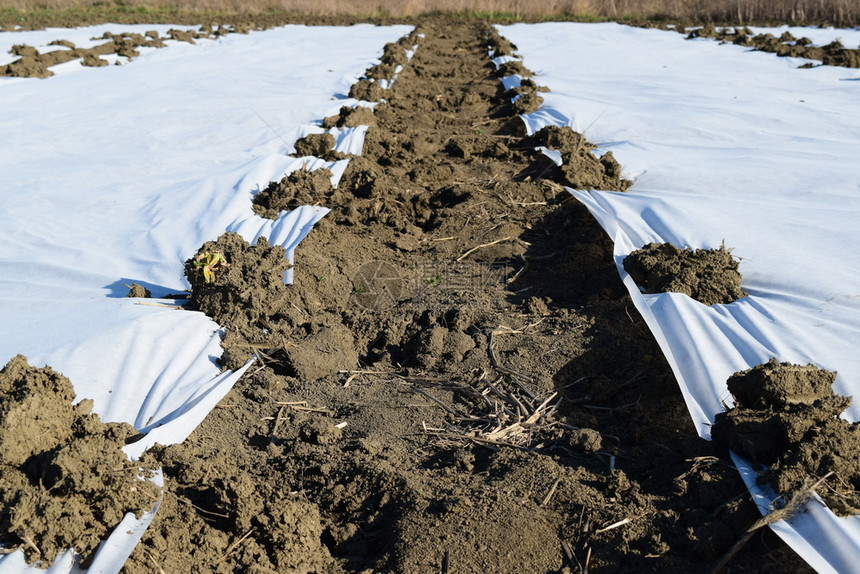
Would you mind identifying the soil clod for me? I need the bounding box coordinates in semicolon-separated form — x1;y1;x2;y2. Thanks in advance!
322;105;376;129
624;241;747;305
184;232;291;333
0;355;159;567
291;132;344;161
252;166;335;218
712;358;860;516
110;19;814;573
682;25;860;68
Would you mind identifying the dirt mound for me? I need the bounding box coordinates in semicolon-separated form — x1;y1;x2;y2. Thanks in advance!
252;166;336;217
487;26;518;57
336;154;392;200
118;19;813;574
530;125;632;191
362;37;414;82
683;25;860;68
184;229;361;383
496;59;534;78
134;440;333;574
184;232;292;332
0;26;244;78
713;358;860;515
512;90;544;113
0;355;159;567
624;241;747;305
291;132;343;160
125;282;152;297
322;105;377;129
348;78;385;101
504;77;550;99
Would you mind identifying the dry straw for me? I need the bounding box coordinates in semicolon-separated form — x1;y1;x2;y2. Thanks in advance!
3;0;858;24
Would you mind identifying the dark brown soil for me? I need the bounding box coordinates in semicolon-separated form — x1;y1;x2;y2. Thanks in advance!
349;79;386;102
252;167;336;218
322;105;377;129
713;358;860;516
0;17;827;573
8;19;855;81
681;23;860;68
184;232;293;335
111;19;818;574
623;242;747;306
0;355;160;567
292;133;347;162
0;26;244;78
528;125;632;192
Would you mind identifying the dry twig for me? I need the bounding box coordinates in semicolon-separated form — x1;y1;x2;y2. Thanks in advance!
341;366;563;451
706;472;833;574
213;526;255;565
135;301;184;309
18;529;40;557
456;236;511;262
594;517;630;534
488;326;536;392
274;401;332;414
541;477;562;507
146;551;168;574
271;405;287;437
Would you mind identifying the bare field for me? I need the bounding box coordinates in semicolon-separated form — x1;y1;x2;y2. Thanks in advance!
2;9;857;573
0;0;858;27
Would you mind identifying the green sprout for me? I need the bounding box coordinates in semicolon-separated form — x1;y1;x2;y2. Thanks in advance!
424;275;442;285
353;284;367;294
193;252;229;284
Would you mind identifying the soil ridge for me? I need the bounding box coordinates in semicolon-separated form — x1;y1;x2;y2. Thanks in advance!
115;18;814;573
